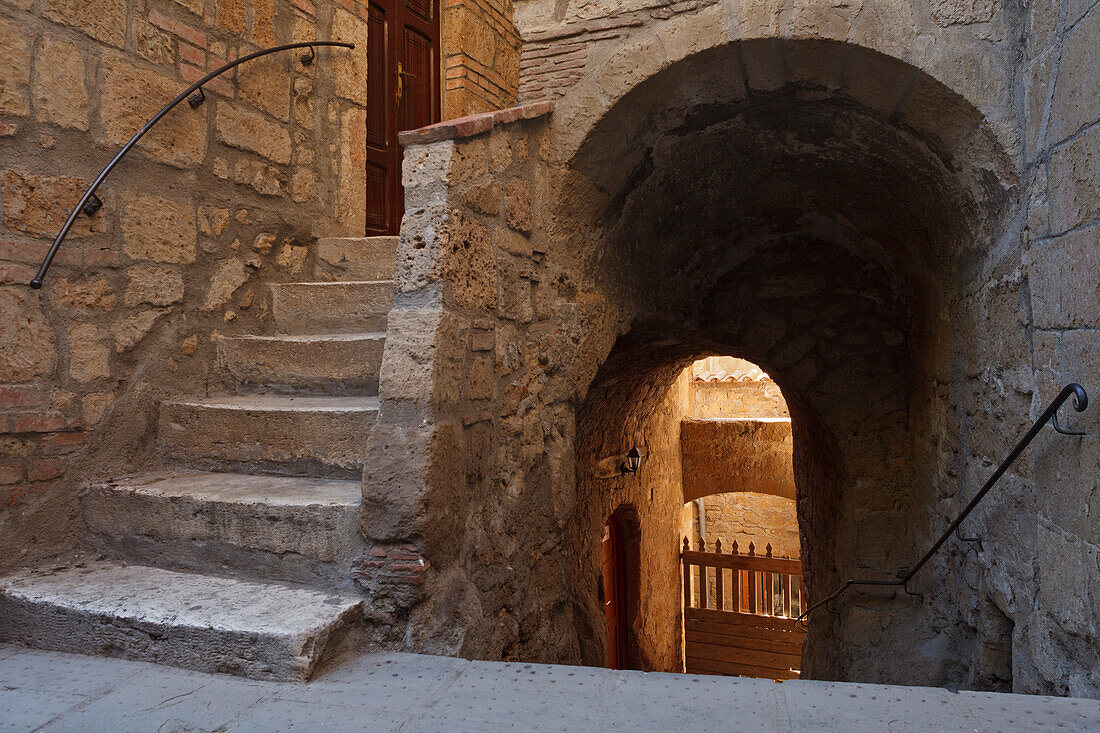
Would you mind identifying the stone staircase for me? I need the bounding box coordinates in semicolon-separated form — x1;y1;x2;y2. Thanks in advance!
0;237;399;682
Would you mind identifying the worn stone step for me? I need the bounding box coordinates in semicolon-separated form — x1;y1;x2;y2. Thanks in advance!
0;561;361;681
83;471;363;585
271;281;393;335
315;236;397;282
159;395;379;477
216;333;386;394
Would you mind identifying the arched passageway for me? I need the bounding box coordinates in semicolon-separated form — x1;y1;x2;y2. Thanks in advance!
561;39;1015;684
377;23;1069;692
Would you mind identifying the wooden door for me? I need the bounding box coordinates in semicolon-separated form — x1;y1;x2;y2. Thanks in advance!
364;0;440;235
602;517;627;669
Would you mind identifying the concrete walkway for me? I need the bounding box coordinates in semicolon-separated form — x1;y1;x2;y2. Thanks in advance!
1;643;1097;732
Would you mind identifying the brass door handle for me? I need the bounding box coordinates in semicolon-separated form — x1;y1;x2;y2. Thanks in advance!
396;61;416;105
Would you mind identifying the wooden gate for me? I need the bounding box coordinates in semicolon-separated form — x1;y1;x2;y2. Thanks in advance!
681;537;806;679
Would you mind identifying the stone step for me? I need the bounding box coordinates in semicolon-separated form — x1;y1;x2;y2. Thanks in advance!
0;561;361;681
83;471;363;586
216;332;386;394
271;281;394;335
159;395;379;477
314;236;398;282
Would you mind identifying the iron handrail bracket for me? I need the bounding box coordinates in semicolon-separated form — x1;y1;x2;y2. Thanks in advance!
795;382;1088;631
29;40;355;290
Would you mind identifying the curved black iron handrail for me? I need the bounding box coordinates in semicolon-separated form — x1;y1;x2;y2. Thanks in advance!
795;382;1089;631
29;40;355;290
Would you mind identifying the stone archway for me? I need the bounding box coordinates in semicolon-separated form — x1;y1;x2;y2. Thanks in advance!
555;38;1016;683
366;22;1056;691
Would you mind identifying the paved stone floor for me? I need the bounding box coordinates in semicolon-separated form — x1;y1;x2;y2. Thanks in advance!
1;643;1098;732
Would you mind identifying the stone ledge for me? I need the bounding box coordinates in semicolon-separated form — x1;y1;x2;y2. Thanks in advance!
398;102;553;146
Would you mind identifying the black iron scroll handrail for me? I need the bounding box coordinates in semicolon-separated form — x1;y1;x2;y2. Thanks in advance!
795;382;1089;631
29;41;355;290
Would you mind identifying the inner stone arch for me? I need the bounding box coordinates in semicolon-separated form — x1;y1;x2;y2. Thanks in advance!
558;37;1017;683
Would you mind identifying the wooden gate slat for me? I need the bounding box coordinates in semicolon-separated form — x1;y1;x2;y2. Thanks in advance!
681;536;804;680
685;640;802;669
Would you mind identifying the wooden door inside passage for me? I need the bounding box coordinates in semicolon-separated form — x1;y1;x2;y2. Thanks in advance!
364;0;441;235
602;517;627;669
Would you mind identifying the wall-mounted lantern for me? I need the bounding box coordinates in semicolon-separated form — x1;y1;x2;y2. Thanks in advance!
621;447;644;475
594;446;646;479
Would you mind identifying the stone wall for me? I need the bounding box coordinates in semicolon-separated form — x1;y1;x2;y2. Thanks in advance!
0;0;372;565
378;0;1100;699
690;381;788;420
444;0;521;117
691;492;800;560
681;419;795;501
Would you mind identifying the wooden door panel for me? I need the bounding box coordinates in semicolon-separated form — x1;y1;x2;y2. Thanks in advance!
364;1;393;235
365;163;387;232
363;0;439;235
401;26;435;132
365;4;388;150
405;0;431;22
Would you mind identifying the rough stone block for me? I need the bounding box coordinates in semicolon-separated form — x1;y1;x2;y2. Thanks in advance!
43;0;126;47
51;277;116;311
1029;228;1100;329
0;17;31;117
332;10;369;104
1048;6;1100;144
83;470;363;584
216;103;292;165
124;266;185;307
238;57;292;122
681;418;795;501
121;192;197;264
159;395;379;476
1028;0;1059;57
217;332;385;393
930;0;996;26
596;35;669;101
0;562;361;681
111;308;169;352
1060;330;1100;435
271;280;392;334
1037;517;1100;636
2;171;102;238
1048;125;1099;234
314;236;397;282
33;36;88;131
339;108;367;231
202;258;249;310
101;55;207;168
655;4;729;64
503;180;532;235
67;323;110;383
1023;48;1053;158
0;287;56;382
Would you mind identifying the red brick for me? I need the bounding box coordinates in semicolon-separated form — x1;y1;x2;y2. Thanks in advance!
0;480;52;508
28;457;65;481
0;458;22;485
292;0;316;15
399;101;552;145
0;239;80;266
149;9;207;48
180;63;233;96
0;412;81;434
179;43;206;68
0;385;44;408
38;430;86;455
